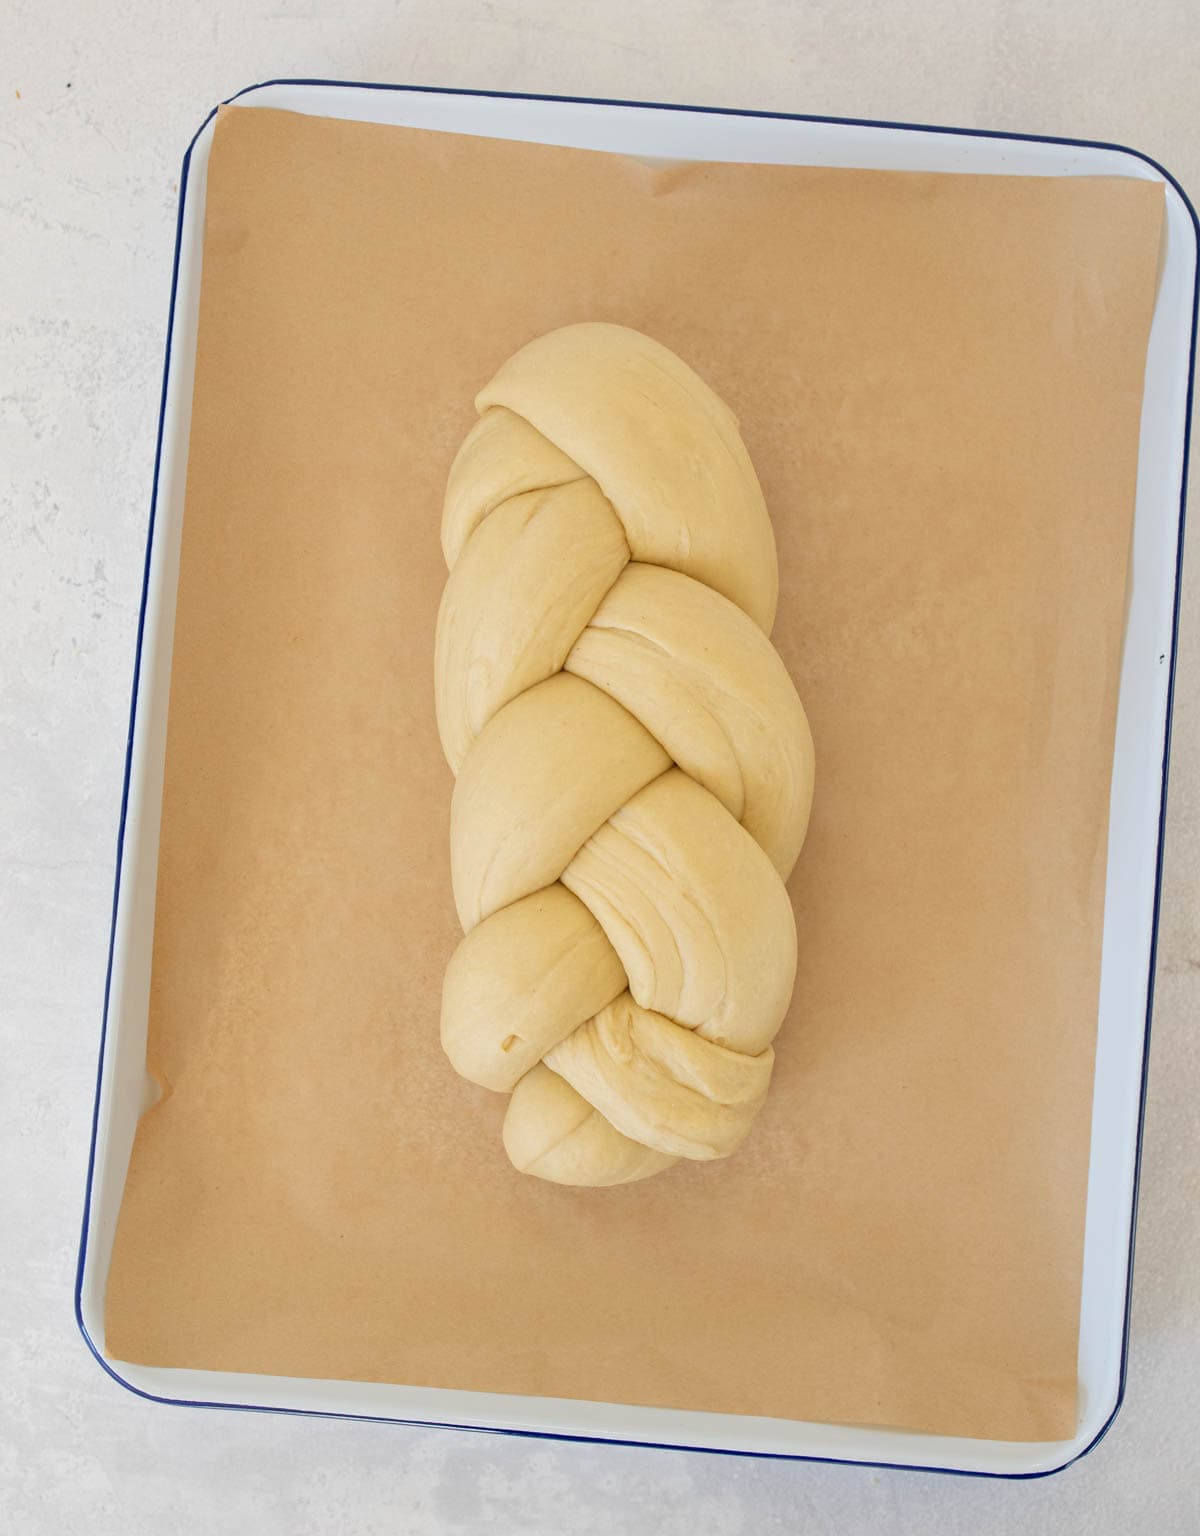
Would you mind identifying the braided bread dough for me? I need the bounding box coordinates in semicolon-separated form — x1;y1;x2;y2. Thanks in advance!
436;323;814;1186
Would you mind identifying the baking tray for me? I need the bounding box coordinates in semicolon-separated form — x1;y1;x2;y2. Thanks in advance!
74;79;1197;1477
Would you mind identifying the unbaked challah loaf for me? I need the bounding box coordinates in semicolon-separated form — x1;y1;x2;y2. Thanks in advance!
435;322;814;1187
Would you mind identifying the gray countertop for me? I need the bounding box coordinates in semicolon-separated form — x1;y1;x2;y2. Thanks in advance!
3;2;1197;1531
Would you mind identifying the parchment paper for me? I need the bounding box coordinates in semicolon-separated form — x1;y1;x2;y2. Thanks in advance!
104;105;1164;1441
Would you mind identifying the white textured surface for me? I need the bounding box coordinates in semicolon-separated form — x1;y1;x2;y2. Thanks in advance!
2;2;1197;1530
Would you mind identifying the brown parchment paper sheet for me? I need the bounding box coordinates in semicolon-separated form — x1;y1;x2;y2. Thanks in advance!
104;105;1165;1442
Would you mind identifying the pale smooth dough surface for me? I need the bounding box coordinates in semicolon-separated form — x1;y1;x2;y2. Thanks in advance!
436;321;814;1185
